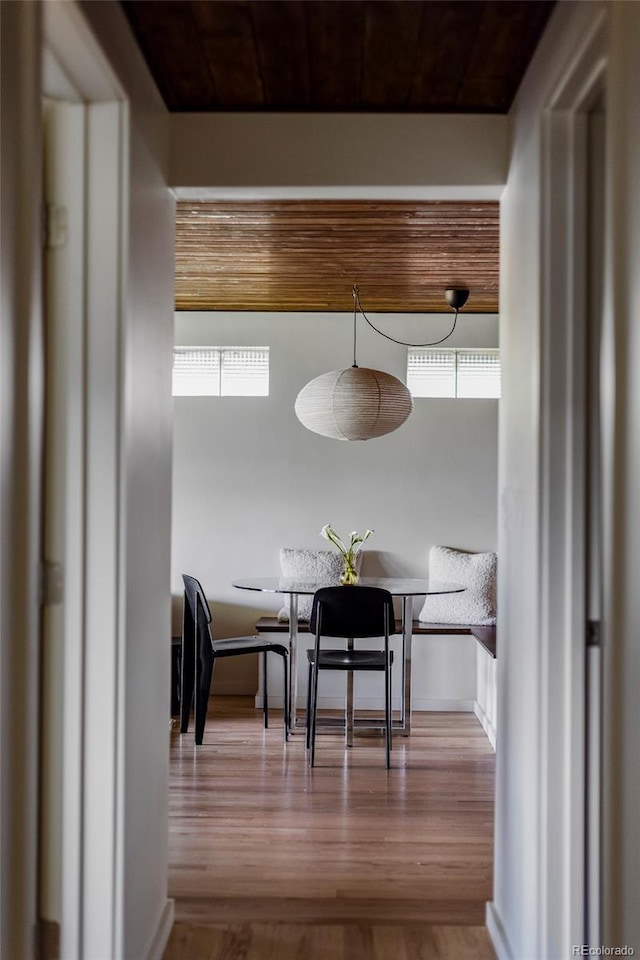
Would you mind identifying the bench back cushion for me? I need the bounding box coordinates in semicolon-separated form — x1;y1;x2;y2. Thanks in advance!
418;545;497;625
277;548;362;621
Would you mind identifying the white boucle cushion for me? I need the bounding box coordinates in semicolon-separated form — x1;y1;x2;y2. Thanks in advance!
276;548;362;622
418;546;497;625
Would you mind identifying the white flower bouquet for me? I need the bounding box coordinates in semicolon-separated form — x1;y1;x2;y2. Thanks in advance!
320;524;374;584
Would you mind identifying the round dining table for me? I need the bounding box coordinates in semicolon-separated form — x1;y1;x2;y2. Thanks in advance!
233;576;464;736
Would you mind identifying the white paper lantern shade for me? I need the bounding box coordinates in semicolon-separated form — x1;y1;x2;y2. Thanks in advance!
295;366;414;440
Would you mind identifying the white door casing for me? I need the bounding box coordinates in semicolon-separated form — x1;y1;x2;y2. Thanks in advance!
41;6;128;956
41;94;87;958
488;7;609;959
536;13;607;958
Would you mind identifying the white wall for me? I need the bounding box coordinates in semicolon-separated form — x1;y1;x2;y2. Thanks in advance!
172;309;498;705
170;112;508;200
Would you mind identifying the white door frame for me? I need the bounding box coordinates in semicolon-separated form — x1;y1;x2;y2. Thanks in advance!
41;92;87;958
537;12;607;958
42;4;129;957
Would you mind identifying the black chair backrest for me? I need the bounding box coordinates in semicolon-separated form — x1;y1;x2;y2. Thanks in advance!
309;586;395;638
182;574;214;657
182;574;212;623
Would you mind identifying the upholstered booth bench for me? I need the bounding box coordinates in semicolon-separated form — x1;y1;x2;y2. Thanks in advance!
254;617;497;747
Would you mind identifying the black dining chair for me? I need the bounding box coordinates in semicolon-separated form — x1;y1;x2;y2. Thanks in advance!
180;574;290;745
306;586;395;768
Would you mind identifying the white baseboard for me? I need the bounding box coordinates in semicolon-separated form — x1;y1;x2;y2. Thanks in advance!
486;902;514;960
145;898;174;960
474;699;497;750
411;698;475;712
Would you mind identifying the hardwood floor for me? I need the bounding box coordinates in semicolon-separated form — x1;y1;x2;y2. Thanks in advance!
164;697;495;960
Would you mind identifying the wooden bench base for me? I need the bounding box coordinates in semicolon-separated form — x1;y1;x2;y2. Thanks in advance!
412;621;496;658
255;617;496;658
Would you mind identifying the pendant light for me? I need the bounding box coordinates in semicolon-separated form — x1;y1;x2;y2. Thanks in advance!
295;365;413;441
294;286;469;441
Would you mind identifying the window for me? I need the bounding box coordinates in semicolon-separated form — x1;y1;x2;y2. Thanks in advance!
172;346;269;397
407;348;501;399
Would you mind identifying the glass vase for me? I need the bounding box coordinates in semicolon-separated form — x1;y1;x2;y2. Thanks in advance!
341;556;358;585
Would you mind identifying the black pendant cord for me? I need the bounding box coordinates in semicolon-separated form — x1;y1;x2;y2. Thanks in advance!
352;287;358;367
353;285;459;349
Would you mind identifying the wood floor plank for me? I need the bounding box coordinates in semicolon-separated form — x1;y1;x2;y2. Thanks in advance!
165;697;496;958
168;896;487;926
163;922;496;960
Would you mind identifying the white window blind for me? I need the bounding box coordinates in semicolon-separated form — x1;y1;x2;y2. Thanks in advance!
407;348;501;399
221;347;270;396
406;350;456;397
173;347;221;396
457;350;501;398
172;346;269;397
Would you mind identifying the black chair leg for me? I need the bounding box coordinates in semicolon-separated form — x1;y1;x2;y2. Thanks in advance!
306;661;312;749
263;650;269;728
195;656;215;745
171;638;182;717
180;629;195;734
385;662;392;768
389;661;393;752
309;662;319;767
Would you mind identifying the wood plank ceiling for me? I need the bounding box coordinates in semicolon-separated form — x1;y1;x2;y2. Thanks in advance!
175;201;499;313
122;0;555;114
122;2;549;314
